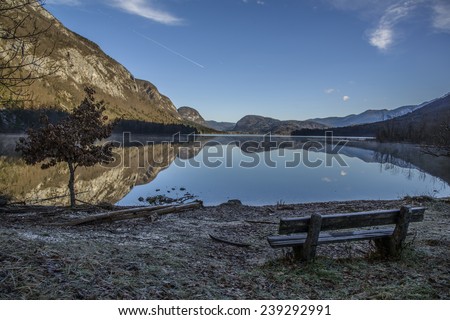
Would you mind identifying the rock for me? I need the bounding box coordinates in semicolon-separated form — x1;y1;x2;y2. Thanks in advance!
98;202;114;210
0;194;10;207
0;197;8;207
224;199;242;205
177;106;206;125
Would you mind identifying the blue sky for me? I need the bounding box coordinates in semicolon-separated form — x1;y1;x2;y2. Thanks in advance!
46;0;450;122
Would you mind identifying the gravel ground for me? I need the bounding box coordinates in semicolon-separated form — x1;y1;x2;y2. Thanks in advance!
0;198;448;299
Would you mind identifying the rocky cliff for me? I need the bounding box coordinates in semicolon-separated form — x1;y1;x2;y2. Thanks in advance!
0;1;182;124
177;106;206;125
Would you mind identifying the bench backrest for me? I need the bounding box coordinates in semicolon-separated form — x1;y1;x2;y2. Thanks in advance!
278;207;426;234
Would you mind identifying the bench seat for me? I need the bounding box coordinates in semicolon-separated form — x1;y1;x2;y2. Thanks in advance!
268;227;394;248
267;206;426;261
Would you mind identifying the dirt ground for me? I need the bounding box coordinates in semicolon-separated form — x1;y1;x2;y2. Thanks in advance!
0;198;449;299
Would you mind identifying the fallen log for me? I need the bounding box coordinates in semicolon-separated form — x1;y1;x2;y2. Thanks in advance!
209;233;251;248
65;201;203;226
64;204;174;226
98;202;203;224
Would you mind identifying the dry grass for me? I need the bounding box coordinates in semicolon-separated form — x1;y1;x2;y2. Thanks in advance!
0;199;449;299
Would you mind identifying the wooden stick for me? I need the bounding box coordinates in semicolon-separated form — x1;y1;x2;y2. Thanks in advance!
209;234;251;248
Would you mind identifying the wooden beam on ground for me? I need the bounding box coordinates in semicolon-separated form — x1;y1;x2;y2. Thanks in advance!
209;234;251;248
64;201;203;226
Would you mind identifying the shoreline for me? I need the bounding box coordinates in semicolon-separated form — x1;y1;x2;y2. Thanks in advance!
1;197;449;299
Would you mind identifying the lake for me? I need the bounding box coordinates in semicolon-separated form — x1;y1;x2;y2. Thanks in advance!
1;134;449;206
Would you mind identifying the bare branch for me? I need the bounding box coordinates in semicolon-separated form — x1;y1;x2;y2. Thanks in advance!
421;122;450;158
0;0;56;105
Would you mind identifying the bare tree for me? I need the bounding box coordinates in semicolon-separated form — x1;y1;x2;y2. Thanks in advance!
422;122;450;157
16;88;118;207
0;0;56;105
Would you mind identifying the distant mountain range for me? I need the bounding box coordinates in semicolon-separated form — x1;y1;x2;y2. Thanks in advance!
204;120;236;132
309;103;427;128
178;109;327;134
293;93;450;144
180;94;445;135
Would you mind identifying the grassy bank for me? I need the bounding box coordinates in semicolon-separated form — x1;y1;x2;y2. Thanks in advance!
0;199;448;299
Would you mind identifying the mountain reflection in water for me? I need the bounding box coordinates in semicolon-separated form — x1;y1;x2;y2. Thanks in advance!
1;134;449;206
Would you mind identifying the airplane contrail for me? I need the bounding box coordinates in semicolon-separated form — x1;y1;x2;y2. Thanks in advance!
132;29;205;69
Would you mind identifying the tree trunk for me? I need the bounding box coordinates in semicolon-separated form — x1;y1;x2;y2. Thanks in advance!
67;162;76;207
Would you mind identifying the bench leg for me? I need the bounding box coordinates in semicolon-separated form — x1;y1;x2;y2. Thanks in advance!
374;206;412;257
293;246;304;260
293;213;322;262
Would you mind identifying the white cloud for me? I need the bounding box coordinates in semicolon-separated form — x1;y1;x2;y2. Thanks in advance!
46;0;81;5
242;0;265;5
340;170;347;176
321;177;332;183
325;1;450;51
432;1;450;33
343;95;350;101
324;88;336;94
369;27;393;50
111;0;183;25
325;0;400;15
368;1;417;51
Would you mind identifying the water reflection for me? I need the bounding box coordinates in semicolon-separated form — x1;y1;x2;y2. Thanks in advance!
1;134;449;206
0;134;179;205
117;138;449;206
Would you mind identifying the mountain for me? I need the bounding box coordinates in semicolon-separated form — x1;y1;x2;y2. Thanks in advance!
233;115;326;135
175;106;223;133
293;92;450;144
204;120;236;132
0;1;182;124
310;103;427;128
177;106;206;125
177;106;236;132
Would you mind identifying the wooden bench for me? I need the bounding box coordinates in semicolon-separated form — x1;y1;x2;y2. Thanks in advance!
267;206;426;261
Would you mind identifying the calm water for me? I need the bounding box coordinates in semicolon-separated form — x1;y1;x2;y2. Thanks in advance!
1;134;449;206
116;135;450;206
